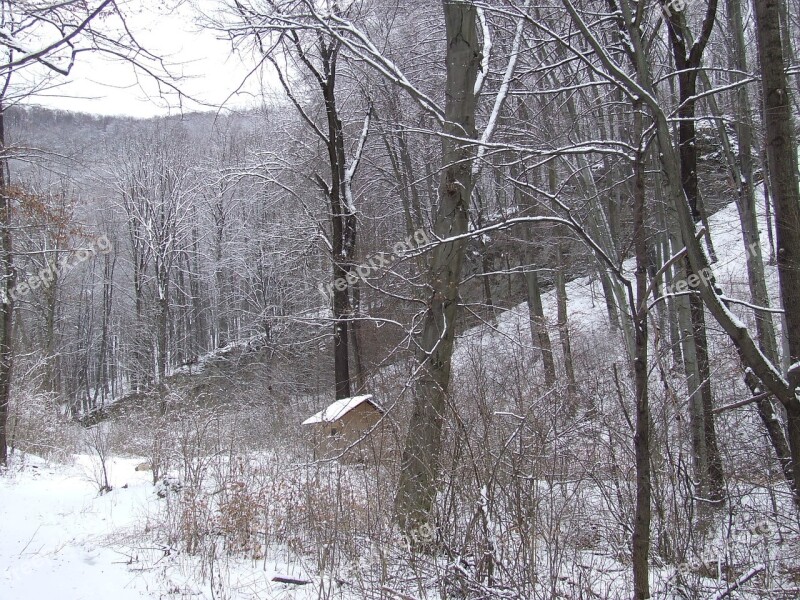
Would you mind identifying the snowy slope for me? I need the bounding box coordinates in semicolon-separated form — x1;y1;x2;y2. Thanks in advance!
452;192;781;383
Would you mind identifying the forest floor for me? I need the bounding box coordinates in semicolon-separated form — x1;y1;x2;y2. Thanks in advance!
0;453;156;599
0;453;333;600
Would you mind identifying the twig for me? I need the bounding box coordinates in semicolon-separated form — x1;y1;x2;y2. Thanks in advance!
380;587;421;600
710;564;765;599
713;391;772;414
17;525;41;556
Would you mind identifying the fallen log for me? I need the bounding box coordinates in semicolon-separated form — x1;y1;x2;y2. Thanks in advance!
272;576;312;586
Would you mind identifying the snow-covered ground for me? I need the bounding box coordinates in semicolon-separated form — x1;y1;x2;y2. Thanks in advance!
0;454;155;600
453;190;782;382
0;453;334;600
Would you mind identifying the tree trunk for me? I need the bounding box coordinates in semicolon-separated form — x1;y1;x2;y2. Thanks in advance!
523;266;556;386
97;252;115;407
0;106;13;465
753;0;800;504
555;250;576;396
509;130;556;384
350;281;366;393
214;196;228;347
320;40;356;400
394;0;480;533
666;3;726;503
631;103;651;600
724;0;795;494
551;162;575;396
157;277;169;385
653;173;683;367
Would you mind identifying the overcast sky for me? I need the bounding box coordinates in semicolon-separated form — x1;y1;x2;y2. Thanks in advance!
22;1;270;118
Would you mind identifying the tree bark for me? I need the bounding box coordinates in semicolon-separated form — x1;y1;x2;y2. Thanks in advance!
350;281;366;393
0;106;13;465
394;0;480;533
723;0;795;494
665;0;726;502
523;266;556;386
631;103;651;600
320;40;355;400
753;0;800;504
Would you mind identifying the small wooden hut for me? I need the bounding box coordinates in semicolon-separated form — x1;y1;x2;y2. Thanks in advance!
302;394;391;462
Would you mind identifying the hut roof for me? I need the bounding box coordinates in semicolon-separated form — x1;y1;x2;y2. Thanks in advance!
302;394;382;425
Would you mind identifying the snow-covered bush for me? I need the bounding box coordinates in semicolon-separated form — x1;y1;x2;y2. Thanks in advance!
6;390;80;461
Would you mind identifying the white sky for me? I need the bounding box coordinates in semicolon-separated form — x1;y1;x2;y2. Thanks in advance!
19;1;271;118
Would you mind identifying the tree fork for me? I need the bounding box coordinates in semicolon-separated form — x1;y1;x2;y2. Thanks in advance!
394;0;480;534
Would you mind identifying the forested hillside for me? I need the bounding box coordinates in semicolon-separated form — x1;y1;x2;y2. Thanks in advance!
1;1;800;598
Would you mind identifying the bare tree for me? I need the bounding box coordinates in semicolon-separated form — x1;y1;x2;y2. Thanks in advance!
394;0;481;534
219;0;372;400
753;0;800;504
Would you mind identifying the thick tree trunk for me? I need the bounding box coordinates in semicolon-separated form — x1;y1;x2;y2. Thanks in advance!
666;8;726;503
724;0;795;494
320;42;355;400
692;288;725;502
394;0;480;533
753;0;800;504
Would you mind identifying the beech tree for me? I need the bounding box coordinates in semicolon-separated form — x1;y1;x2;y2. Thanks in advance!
394;0;481;532
753;0;800;503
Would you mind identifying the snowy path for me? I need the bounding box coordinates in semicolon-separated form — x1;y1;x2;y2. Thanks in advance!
0;455;155;600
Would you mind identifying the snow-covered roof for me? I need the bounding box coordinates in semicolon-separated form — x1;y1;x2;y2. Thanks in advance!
302;394;381;425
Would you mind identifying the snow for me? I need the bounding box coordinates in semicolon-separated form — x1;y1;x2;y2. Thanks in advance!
0;452;357;600
0;453;154;600
451;186;792;418
301;394;378;425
